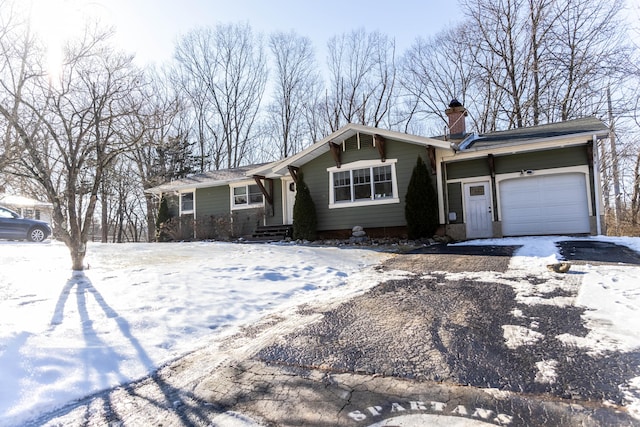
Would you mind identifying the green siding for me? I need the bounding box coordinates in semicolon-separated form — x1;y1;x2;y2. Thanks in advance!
342;133;374;150
232;208;264;236
446;146;589;180
446;158;490;180
195;186;230;218
493;146;588;174
195;184;271;237
300;138;434;231
265;178;284;226
447;182;463;224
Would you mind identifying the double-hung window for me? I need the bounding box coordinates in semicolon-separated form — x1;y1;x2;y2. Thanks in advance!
328;159;399;208
231;183;264;210
180;191;194;215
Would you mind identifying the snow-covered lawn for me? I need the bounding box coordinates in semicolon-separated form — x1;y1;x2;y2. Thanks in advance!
0;241;389;426
0;236;639;425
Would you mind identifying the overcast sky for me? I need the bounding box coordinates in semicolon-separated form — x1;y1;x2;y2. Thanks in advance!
29;0;464;66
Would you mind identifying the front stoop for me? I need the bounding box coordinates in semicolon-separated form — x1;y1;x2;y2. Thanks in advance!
248;225;292;242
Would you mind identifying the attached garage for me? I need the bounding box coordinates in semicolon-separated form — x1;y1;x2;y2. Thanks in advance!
499;173;591;236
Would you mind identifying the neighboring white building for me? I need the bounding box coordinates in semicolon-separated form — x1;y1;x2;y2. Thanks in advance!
0;194;53;224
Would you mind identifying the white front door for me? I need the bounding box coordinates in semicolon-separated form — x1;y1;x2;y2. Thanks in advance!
464;181;493;239
282;177;297;225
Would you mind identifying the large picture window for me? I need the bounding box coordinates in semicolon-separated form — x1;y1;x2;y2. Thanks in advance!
328;160;399;209
231;183;264;209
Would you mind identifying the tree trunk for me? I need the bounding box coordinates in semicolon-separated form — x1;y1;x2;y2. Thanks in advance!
607;87;622;227
70;240;87;271
145;193;157;242
632;152;640;226
101;181;109;243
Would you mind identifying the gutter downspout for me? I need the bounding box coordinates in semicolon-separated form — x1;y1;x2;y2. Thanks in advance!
593;134;603;235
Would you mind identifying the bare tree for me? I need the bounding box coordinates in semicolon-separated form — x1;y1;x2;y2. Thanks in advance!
105;156;148;243
631;57;640;227
174;23;267;169
400;24;476;134
325;29;398;131
547;0;628;121
170;41;217;171
459;0;630;129
0;1;35;179
546;0;630;231
462;0;534;128
267;31;321;158
127;66;195;241
0;21;144;269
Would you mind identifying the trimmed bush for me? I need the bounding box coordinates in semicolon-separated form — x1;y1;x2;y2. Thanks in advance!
405;156;439;239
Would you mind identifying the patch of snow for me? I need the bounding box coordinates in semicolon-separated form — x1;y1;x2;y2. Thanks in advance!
210;411;264;426
502;325;544;349
555;264;640;355
511;308;524;318
442;270;576;307
534;360;559;384
621;377;640;420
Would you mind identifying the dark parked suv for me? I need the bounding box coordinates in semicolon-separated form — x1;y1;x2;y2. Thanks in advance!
0;206;52;242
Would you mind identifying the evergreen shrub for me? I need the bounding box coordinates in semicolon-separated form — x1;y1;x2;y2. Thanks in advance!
292;172;317;241
405;156;439;239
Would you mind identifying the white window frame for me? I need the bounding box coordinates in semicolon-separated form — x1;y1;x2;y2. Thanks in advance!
327;159;399;209
230;181;265;211
179;190;195;215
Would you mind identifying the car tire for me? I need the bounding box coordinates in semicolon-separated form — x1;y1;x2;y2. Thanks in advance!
28;227;47;242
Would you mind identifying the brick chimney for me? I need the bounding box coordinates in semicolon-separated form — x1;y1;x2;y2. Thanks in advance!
445;99;467;137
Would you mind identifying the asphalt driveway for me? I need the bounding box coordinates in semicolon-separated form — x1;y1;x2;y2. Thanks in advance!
557;239;640;265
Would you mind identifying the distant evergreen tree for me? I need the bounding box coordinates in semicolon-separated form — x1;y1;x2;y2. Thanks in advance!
405;156;439;239
155;195;173;242
292;173;317;241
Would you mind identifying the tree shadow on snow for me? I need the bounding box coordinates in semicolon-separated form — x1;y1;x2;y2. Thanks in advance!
0;331;34;416
52;272;155;378
29;272;218;425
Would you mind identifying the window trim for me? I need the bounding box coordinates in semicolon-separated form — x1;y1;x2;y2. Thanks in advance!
327;159;399;209
179;190;195;215
229;181;265;211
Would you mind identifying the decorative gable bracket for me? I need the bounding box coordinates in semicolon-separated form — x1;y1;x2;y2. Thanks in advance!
374;134;386;162
328;141;342;168
487;154;495;178
287;166;300;184
426;145;437;175
253;175;274;216
586;142;594;171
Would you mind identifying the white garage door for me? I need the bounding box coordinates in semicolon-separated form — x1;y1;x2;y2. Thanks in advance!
500;173;590;236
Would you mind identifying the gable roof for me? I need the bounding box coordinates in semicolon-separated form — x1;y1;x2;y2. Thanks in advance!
146;164;268;195
147;118;609;194
458;117;609;152
250;123;453;177
0;194;52;209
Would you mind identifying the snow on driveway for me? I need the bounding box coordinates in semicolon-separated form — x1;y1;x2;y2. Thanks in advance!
458;235;640;419
1;236;639;425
